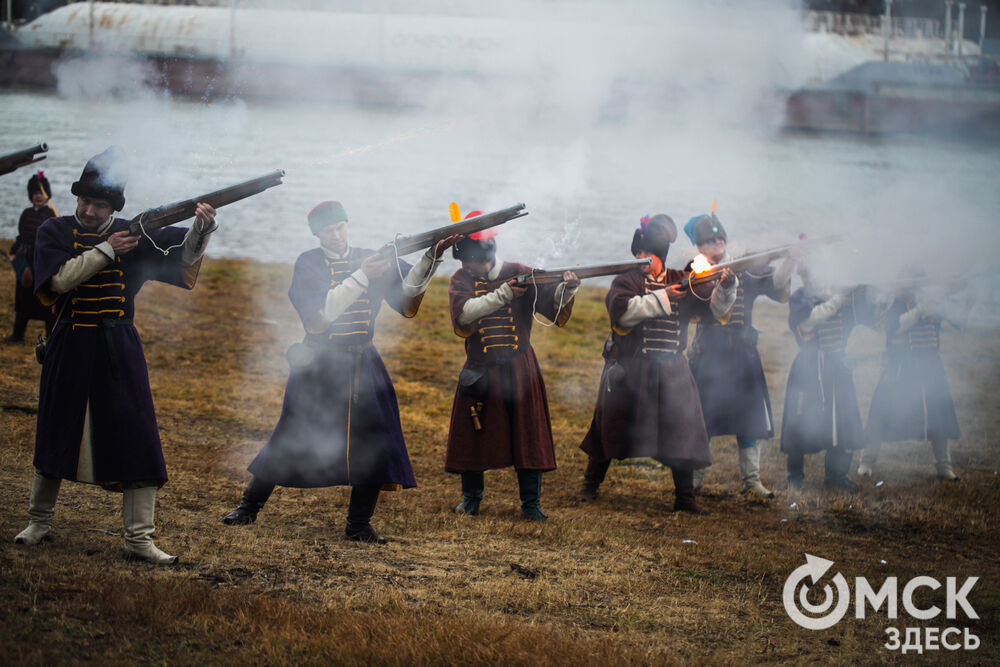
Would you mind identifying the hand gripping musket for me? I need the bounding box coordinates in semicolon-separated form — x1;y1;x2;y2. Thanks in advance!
374;203;528;259
127;170;285;236
499;258;653;287
674;234;845;290
0;143;48;177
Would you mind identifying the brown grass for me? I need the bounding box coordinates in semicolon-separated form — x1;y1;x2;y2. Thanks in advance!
0;251;997;665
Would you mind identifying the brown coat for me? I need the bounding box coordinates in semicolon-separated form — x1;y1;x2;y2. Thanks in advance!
444;262;573;473
579;269;711;470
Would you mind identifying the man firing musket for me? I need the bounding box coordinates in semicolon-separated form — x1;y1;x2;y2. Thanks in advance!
0;143;48;178
222;201;525;543
682;206;802;499
13;147;282;565
576;213;736;514
860;270;967;483
444;204;579;521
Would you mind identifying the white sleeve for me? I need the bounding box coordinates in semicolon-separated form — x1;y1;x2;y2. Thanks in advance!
710;276;739;320
897;304;925;333
181;217;217;267
457;283;514;326
799;293;849;334
47;244;114;293
401;248;442;298
318;270;369;323
617;290;671;329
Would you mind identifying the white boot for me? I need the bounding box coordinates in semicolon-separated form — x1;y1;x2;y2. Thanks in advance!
739;446;774;498
692;467;706;493
857;444;880;477
123;486;178;564
931;440;959;482
14;471;62;545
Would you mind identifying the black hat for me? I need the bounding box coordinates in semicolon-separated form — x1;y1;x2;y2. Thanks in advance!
452;210;498;263
630;214;677;262
684;213;727;246
27;171;51;199
71;146;127;211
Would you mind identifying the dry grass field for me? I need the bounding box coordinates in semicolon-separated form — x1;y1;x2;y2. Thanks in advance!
0;252;997;664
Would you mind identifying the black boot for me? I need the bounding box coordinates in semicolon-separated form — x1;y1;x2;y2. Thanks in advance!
454;471;484;515
672;468;709;515
517;469;547;521
786;453;805;490
221;477;274;525
824;447;858;491
577;458;610;502
3;315;27;343
345;485;386;544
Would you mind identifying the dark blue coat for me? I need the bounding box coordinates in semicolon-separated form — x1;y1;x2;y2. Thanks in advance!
865;299;960;444
247;247;418;489
687;266;784;439
780;287;878;455
32;215;194;485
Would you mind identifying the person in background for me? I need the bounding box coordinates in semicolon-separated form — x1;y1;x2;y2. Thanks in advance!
4;171;57;343
222;201;455;544
861;286;962;482
14;146;217;564
684;212;795;498
577;214;735;514
781;266;879;490
445;212;578;521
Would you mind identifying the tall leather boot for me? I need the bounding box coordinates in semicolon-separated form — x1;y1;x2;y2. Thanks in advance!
14;471;62;545
738;442;774;498
857;442;881;477
672;468;709;515
787;453;805;490
576;458;610;502
345;485;386;544
517;469;547;520
931;440;959;481
123;486;177;565
454;471;484;515
221;476;275;525
823;448;858;491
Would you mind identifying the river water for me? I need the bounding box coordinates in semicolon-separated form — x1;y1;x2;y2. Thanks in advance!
2;88;998;312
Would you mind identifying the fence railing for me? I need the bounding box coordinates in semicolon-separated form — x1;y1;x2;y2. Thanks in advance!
803;10;941;39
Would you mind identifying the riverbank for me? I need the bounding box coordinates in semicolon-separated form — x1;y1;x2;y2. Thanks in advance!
0;254;997;663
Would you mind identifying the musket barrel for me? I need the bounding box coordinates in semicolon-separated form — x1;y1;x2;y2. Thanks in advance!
129;169;285;235
0;143;49;177
509;258;653;286
377;203;528;258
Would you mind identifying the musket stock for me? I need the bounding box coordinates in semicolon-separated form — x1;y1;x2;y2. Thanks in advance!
128;170;285;235
0;143;48;177
375;203;528;259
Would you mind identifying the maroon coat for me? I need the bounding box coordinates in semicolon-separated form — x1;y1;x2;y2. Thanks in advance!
579;269;712;470
444;262;573;473
11;205;56;322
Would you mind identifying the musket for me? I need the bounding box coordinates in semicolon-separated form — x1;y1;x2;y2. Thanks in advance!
375;203;528;258
0;143;48;177
501;258;653;287
674;234;845;290
128;170;285;235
